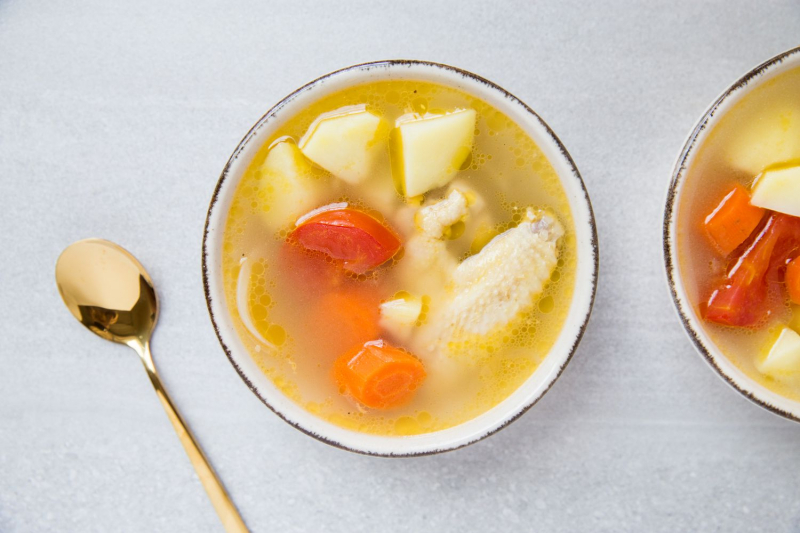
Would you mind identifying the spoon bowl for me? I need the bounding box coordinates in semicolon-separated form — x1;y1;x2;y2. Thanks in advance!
56;239;157;344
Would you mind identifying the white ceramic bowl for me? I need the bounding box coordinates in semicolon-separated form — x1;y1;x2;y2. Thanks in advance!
664;47;800;423
203;60;598;455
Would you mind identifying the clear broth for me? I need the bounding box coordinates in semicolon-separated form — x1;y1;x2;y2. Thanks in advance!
221;79;577;435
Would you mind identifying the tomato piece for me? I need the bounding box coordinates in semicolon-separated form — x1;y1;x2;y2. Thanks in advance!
290;206;401;274
704;213;800;326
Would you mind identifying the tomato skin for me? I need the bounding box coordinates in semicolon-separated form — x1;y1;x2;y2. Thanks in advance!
704;213;800;327
290;207;401;274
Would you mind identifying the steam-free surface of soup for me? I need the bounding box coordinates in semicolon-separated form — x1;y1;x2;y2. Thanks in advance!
221;79;577;436
677;64;800;401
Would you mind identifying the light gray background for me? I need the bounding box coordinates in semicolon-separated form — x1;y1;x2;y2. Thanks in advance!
2;1;799;531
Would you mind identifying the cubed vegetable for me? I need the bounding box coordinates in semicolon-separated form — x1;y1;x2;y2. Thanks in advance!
751;164;800;218
394;109;476;197
299;106;388;184
757;327;800;379
703;184;765;256
725;104;800;176
257;141;323;229
787;257;800;305
333;340;426;409
379;294;423;340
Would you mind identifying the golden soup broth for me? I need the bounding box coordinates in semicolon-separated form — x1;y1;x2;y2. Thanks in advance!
221;80;577;435
677;64;800;401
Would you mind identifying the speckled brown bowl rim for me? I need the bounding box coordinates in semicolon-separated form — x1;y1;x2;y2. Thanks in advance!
203;59;599;456
663;46;800;424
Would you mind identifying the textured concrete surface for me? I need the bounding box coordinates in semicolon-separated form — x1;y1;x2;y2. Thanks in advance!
2;1;800;531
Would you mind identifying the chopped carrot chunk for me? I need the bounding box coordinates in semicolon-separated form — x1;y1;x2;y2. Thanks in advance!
333;340;426;409
704;184;766;256
787;257;800;305
311;290;381;357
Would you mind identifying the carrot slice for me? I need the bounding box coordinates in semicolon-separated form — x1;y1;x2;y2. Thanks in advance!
704;184;766;256
333;340;426;409
787;257;800;305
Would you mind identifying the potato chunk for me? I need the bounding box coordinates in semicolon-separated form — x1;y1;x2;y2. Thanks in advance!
757;327;800;380
257;141;323;229
395;109;476;197
750;164;800;217
380;294;423;341
299;105;388;184
726;104;800;176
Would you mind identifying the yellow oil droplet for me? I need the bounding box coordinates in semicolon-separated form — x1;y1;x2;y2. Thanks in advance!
550;270;561;282
538;295;555;313
267;324;286;346
251;304;267;321
411;97;428;115
394;416;421;435
417;411;433;428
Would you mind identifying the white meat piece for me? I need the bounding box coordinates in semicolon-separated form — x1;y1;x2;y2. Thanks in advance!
437;208;563;339
403;189;469;279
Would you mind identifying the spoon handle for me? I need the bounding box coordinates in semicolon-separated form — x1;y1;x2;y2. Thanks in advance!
135;341;249;533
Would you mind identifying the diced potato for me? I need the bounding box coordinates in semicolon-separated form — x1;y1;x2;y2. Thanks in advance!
726;104;800;176
756;327;800;379
395;109;476;198
750;164;800;217
380;294;423;341
256;141;324;229
299;106;388;184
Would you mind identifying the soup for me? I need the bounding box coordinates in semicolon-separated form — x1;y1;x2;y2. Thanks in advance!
220;79;577;436
677;64;800;401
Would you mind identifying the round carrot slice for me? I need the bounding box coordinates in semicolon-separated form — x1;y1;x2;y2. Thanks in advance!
333;340;426;409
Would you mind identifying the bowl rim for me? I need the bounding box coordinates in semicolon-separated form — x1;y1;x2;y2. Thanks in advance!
202;59;599;456
663;46;800;423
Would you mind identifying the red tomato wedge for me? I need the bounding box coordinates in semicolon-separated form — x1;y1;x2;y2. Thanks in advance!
290;206;402;274
704;213;800;327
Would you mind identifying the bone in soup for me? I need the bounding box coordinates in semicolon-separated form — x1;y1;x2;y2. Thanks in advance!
220;79;576;436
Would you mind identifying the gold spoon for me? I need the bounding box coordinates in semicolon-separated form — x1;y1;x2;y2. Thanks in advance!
55;239;249;533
